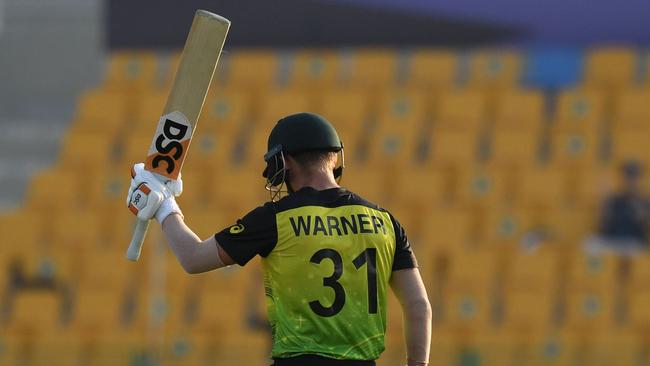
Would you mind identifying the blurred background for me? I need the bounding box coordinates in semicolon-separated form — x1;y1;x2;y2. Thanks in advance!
2;0;650;365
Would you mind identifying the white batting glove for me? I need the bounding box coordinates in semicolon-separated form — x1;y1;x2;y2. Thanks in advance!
126;163;184;223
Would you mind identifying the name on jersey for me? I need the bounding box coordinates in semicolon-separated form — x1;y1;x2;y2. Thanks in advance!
289;214;387;237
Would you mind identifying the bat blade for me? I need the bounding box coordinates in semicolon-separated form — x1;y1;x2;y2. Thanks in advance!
126;10;230;261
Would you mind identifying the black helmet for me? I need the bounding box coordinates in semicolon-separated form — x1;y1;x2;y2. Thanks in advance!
263;112;345;199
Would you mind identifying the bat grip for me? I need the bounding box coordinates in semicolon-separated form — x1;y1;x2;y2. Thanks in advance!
126;219;150;261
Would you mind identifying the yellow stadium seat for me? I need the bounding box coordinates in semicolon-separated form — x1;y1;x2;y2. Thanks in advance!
289;49;340;88
394;167;449;210
495;89;545;131
545;207;595;246
211;167;270;213
442;251;496;331
629;253;650;290
87;168;128;209
467;49;523;89
482;207;533;248
611;130;650;163
121;135;152;164
554;89;606;132
105;51;158;90
570;163;617;208
59;132;116;168
519;164;570;209
131;90;167;131
420;207;473;254
6;291;62;334
183;130;236;170
584;47;637;90
613;89;650;132
456;164;516;208
342;48;397;87
628;291;650;331
406;49;457;90
50;211;102;250
370;90;428;163
227;50;279;88
513;331;574;366
256;89;317;130
200;91;251;136
313;88;372;144
25;168;81;210
568;254;619;291
72;90;130;135
341;165;390;205
507;249;560;291
430;90;487;165
551;130;601;166
583;331;640;366
490;89;544;166
564;288;614;331
72;289;132;332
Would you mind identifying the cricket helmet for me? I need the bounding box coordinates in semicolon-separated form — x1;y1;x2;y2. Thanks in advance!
263;112;345;200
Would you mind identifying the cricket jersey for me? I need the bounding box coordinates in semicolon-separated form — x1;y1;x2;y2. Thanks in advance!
215;187;417;362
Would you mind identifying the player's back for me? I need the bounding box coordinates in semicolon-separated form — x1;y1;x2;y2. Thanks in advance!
263;187;403;360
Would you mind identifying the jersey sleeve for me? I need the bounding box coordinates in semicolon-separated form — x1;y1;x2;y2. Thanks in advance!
215;203;278;266
389;213;418;271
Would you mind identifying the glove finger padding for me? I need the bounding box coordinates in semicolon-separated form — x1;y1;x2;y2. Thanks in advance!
128;182;166;221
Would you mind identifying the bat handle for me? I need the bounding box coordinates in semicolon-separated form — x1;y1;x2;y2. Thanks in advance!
126;219;150;261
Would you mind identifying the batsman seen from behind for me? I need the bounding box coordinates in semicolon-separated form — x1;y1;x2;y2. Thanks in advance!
126;112;432;366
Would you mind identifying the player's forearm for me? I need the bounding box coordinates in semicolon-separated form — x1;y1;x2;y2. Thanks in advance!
403;297;432;366
161;214;221;273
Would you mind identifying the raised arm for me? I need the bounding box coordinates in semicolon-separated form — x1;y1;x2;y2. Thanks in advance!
390;268;432;366
161;214;234;274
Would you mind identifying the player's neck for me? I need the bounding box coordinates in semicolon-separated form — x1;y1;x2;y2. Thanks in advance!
290;172;339;192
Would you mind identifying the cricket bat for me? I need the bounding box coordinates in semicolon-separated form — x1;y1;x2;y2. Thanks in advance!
126;10;230;261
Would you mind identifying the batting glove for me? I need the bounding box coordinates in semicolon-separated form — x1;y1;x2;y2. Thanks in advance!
126;163;184;223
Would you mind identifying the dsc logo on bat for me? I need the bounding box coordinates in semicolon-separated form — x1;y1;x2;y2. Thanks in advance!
145;111;193;179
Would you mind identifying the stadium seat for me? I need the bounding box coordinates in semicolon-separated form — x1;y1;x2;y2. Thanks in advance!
25;168;81;210
369;90;429;163
430;90;487;166
226;50;280;88
611;130;650;164
86;168;128;209
342;48;398;87
394;166;449;211
200;91;251;136
489;89;544;166
442;251;497;330
467;49;523;89
554;88;605;132
584;47;637;90
568;253;619;291
482;206;532;248
342;165;390;205
551;130;601;167
519;164;569;209
256;89;317;130
72;90;130;135
131;90;168;131
564;288;614;331
503;250;559;330
59;132;116;168
313;89;372;143
524;47;583;90
104;51;159;90
420;207;473;254
6;291;62;334
456;164;516;208
405;49;458;90
288;49;340;88
183;130;236;170
545;206;595;247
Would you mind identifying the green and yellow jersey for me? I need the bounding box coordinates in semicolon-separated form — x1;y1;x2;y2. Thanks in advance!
215;187;417;363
